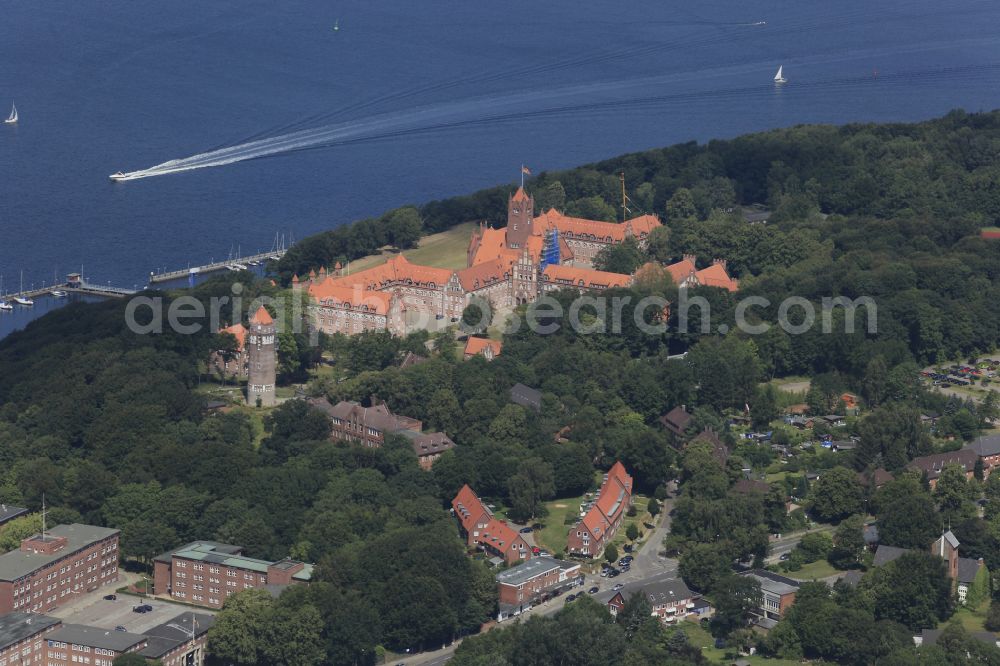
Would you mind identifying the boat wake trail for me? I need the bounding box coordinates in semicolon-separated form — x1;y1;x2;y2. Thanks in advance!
112;55;1000;182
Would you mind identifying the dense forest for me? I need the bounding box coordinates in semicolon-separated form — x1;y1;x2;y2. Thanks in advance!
5;110;1000;664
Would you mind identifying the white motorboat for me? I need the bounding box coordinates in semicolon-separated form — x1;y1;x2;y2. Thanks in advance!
0;301;12;312
13;296;33;306
51;290;68;298
110;172;129;181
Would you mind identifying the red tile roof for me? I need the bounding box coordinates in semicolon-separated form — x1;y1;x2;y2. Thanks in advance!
541;264;631;290
250;306;273;325
219;323;247;351
452;484;492;533
532;210;661;243
456;258;511;291
324;254;454;292
464;337;502;358
307;279;392;315
694;263;739;292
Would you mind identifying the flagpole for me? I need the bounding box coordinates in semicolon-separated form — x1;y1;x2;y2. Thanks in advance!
520;164;524;189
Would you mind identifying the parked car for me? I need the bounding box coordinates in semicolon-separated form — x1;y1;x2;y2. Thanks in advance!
103;594;117;601
600;570;609;577
531;546;541;555
613;583;624;591
520;527;533;533
114;626;127;632
132;604;153;613
779;553;790;561
608;570;620;578
623;544;633;553
565;594;576;603
588;586;599;594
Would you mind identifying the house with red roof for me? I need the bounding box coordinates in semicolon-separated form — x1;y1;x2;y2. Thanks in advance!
211;322;249;378
464;337;503;361
566;462;633;558
451;485;531;565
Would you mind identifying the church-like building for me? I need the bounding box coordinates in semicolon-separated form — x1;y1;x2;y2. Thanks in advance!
297;188;736;336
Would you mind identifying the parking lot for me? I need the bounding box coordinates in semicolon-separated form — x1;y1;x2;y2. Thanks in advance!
49;593;212;634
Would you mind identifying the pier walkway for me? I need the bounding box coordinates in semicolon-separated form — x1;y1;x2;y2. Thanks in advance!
149;250;286;284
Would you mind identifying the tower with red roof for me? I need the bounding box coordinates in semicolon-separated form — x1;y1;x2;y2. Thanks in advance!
247;306;277;407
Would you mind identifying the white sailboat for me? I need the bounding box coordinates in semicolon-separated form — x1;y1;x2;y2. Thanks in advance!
13;271;33;306
0;276;12;311
4;103;16;124
774;66;787;84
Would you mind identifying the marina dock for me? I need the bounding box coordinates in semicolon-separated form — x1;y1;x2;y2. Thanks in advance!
148;250;286;284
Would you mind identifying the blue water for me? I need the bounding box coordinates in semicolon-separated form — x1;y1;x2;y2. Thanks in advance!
2;0;1000;338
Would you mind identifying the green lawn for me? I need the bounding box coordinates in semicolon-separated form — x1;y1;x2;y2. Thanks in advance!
340;222;476;273
678;623;802;665
785;559;839;581
952;598;991;633
535;493;587;555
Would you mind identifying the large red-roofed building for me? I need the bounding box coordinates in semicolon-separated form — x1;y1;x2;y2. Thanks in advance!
452;485;531;565
567;462;633;558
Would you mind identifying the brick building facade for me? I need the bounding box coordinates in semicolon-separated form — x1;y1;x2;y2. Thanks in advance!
496;557;581;620
0;612;61;666
0;525;120;615
452;485;530;565
153;541;312;610
44;624;146;666
566;462;633;558
309;398;455;469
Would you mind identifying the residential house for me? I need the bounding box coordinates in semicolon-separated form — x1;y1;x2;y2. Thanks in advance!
396;430;456;470
872;544;911;567
906;449;977;488
152;541;312;609
965;434;1000;478
658;406;692;437
464;337;502;361
606;576;698;625
210;322;249;378
688;429;729;466
566;462;633;558
510;383;543;412
496;557;582;620
858;468;894;491
819;415;847;428
451;485;531;565
874;530;989;605
739;570;800;628
957;557;987;604
0;612;61;666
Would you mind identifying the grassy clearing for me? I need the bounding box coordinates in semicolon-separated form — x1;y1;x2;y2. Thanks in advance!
678;623;801;665
952;598;991;633
340;222;476;274
535;494;587;555
609;493;653;552
785;559;839;581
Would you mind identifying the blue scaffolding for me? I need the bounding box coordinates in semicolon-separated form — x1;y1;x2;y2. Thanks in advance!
540;229;560;271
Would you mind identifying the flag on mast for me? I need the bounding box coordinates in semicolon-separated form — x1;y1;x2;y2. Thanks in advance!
521;165;532;175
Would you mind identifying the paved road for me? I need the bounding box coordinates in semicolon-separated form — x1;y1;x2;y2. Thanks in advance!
764;525;836;565
404;493;680;666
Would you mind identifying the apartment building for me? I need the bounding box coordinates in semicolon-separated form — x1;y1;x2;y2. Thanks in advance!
0;525;120;615
44;625;146;666
153;541;312;610
0;612;61;666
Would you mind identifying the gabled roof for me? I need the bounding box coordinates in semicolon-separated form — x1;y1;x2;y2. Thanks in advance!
510;383;543;411
218;323;247;351
957;557;984;584
532;210;661;243
873;544;911;567
250;306;273;325
480;518;525;553
966;434;1000;458
465;337;502;358
907;448;977;479
322;254;454;292
694;263;739;292
308;279;392;315
452;484;492;533
664;258;697;285
511;186;531;203
659;406;692;435
689;429;729;465
739;569;799;596
541;264;631;290
398;430;456;457
457;257;511;291
611;576;695;608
